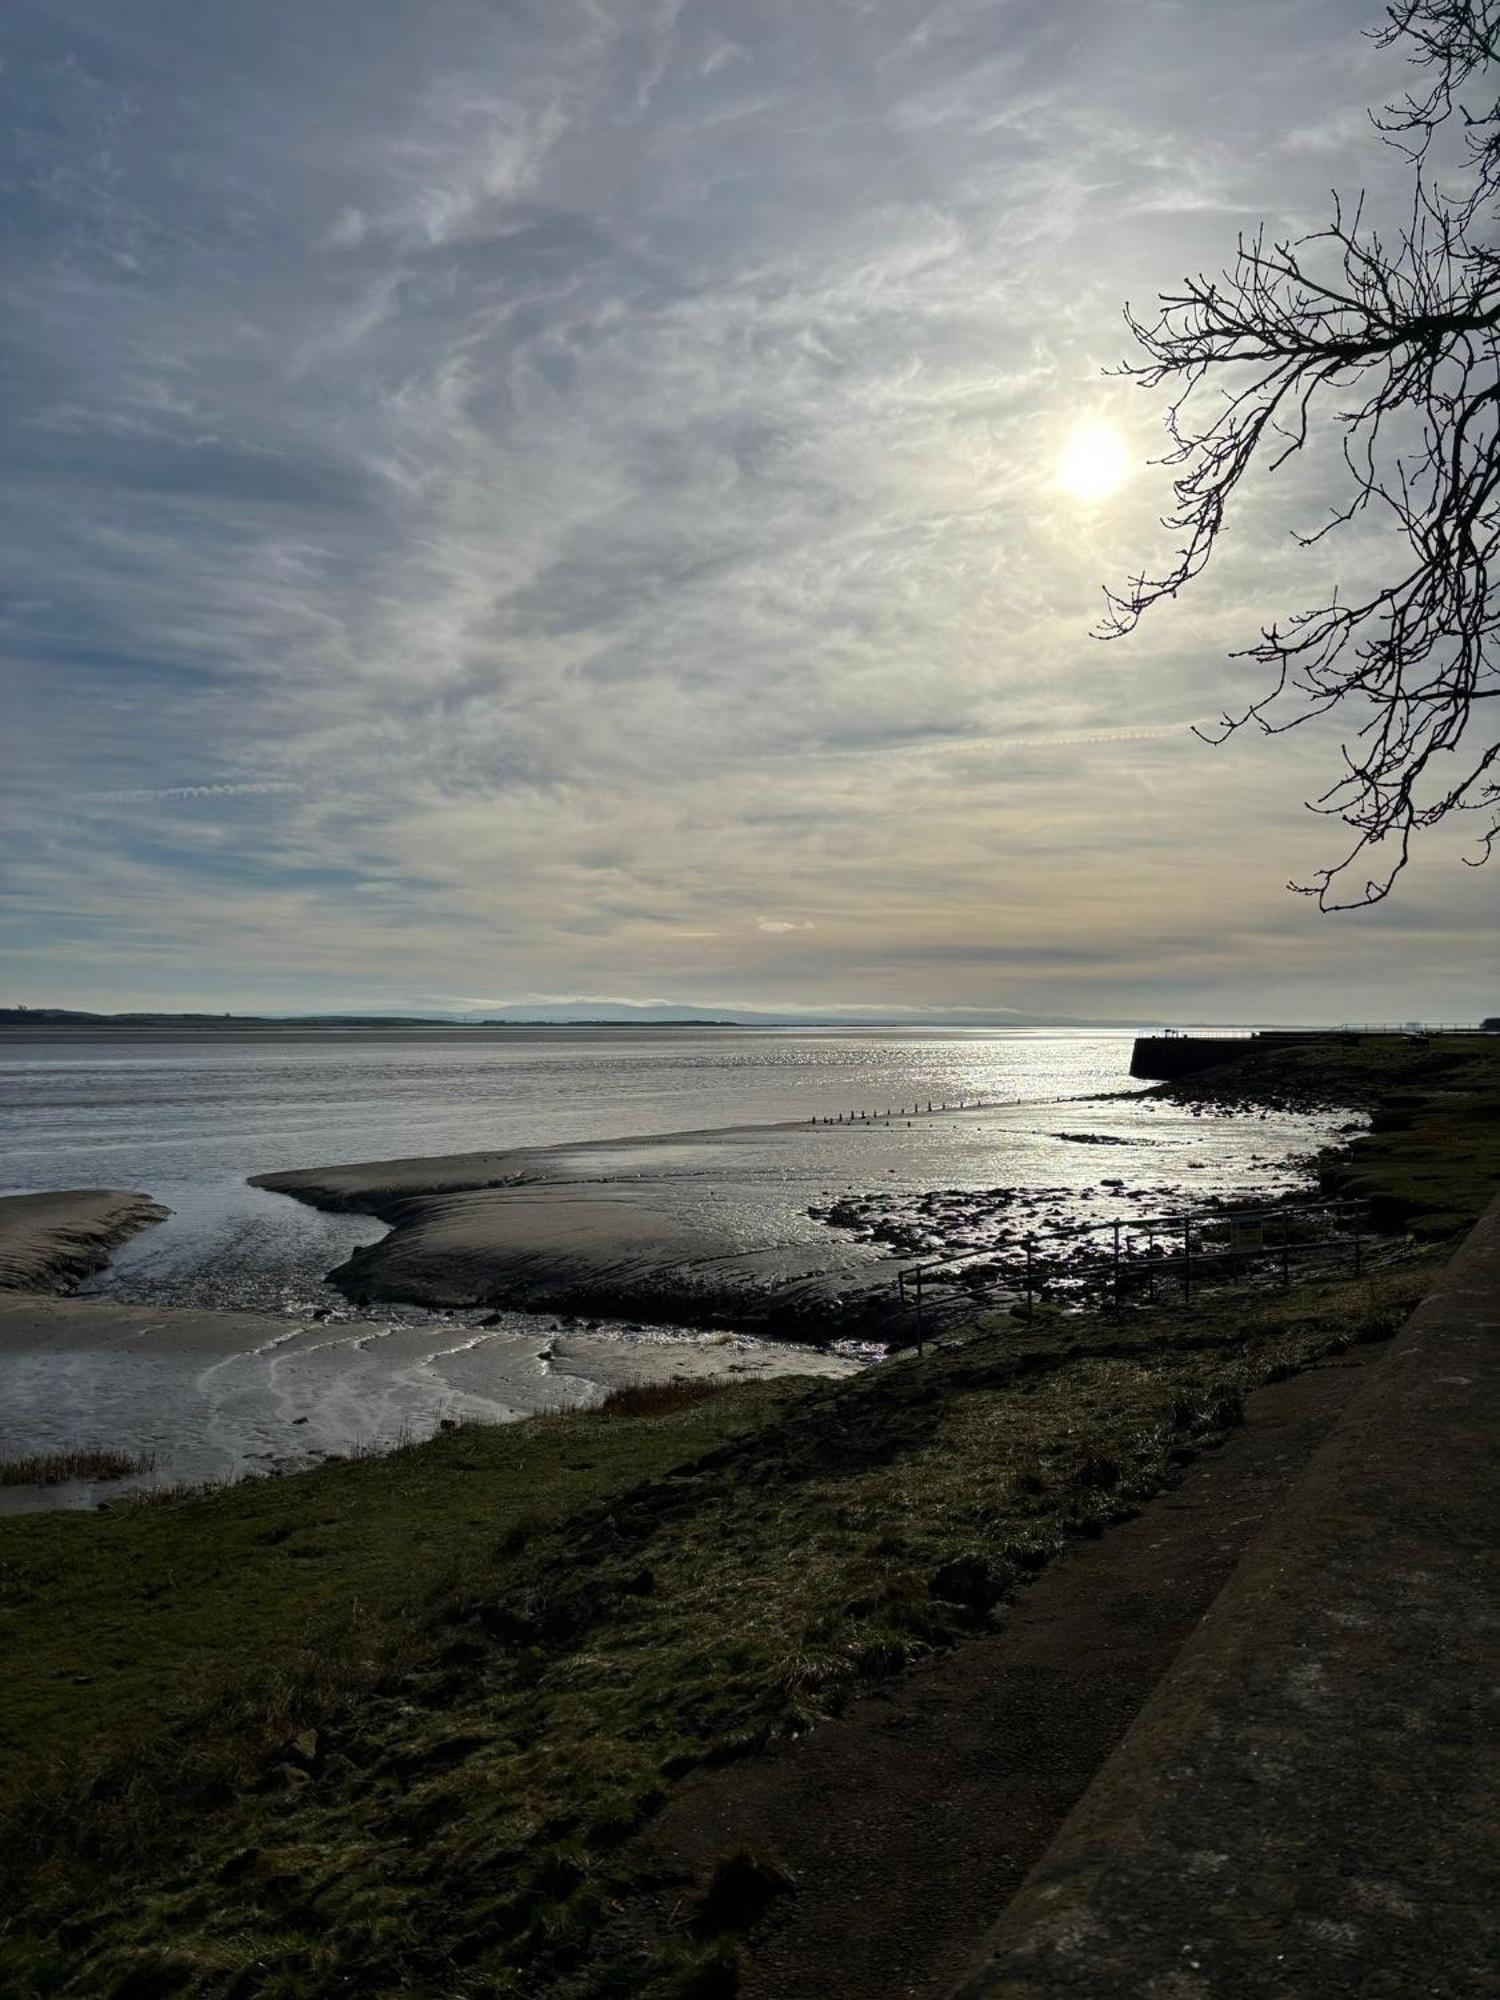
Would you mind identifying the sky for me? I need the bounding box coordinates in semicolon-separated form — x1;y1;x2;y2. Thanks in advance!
2;0;1494;1024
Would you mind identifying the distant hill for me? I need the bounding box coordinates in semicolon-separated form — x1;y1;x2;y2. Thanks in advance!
0;1008;454;1028
0;1004;1172;1030
0;1007;752;1029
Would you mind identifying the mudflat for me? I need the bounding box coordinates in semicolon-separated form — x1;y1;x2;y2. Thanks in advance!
249;1089;1351;1341
0;1286;859;1499
0;1163;866;1498
254;1125;910;1339
0;1189;167;1296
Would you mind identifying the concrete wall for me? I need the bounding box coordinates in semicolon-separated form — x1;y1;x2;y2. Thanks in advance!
952;1195;1500;1999
1128;1036;1251;1080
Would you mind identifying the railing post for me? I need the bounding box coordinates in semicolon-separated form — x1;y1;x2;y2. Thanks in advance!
1183;1217;1192;1304
1112;1219;1121;1315
1024;1236;1035;1319
916;1267;925;1356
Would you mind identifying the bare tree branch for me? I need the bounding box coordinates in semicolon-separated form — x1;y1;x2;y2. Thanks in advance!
1102;0;1500;907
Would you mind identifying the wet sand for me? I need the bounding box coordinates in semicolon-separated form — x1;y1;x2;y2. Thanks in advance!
0;1188;168;1295
254;1122;917;1340
2;1086;1339;1502
252;1096;1339;1341
0;1185;860;1506
0;1289;858;1508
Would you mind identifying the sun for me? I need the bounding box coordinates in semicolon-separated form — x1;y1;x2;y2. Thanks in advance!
1057;419;1131;503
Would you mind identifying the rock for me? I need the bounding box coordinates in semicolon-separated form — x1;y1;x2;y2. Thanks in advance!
930;1552;1008;1615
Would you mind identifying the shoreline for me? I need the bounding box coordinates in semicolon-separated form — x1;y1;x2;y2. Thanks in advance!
0;1237;1441;1996
0;1186;865;1509
251;1114;974;1342
251;1095;1344;1342
0;1292;861;1512
8;1036;1454;1506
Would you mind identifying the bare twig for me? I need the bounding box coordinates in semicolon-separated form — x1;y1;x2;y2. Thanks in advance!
1103;1;1500;906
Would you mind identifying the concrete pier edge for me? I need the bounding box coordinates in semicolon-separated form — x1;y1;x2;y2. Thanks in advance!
950;1193;1500;1999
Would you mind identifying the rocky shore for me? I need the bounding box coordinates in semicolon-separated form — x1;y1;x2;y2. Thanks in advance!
253;1098;1339;1343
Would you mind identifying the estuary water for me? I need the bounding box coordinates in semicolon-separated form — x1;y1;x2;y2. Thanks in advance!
0;1027;1342;1502
0;1027;1158;1311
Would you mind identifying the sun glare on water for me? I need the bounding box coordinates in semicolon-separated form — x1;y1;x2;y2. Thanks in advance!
1057;420;1131;503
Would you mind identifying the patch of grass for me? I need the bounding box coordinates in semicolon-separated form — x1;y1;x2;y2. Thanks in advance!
0;1389;799;1873
597;1379;726;1419
0;1256;1439;1999
0;1447;156;1487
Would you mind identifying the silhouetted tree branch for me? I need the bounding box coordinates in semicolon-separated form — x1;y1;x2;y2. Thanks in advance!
1102;0;1500;907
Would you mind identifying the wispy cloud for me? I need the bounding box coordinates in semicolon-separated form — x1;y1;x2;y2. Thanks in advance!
82;782;303;805
0;0;1489;1020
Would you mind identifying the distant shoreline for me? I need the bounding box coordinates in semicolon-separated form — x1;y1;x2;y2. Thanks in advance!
14;1009;1491;1037
1;1011;1169;1032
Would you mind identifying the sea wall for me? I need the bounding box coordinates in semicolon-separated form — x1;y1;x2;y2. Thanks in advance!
951;1190;1500;1998
1128;1035;1251;1079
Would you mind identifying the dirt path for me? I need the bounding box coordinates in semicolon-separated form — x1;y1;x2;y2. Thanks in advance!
620;1344;1387;2000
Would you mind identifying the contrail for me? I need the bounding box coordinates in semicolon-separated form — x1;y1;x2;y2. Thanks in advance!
794;721;1199;765
83;780;302;804
968;722;1197;753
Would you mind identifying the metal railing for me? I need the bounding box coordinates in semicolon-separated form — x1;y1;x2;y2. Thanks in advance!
1281;1023;1490;1037
1147;1024;1493;1044
1154;1028;1251;1040
895;1196;1372;1351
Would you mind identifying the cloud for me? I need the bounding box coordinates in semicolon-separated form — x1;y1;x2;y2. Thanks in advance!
81;782;304;806
0;0;1491;1021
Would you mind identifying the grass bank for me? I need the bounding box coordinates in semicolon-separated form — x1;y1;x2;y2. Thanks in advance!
0;1447;157;1487
1;1263;1427;1999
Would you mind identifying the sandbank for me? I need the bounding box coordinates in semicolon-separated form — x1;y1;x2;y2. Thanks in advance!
0;1189;168;1296
254;1125;913;1340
